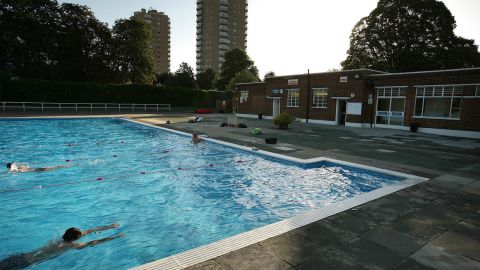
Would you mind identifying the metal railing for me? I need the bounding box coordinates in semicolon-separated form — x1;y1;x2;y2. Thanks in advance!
1;101;171;113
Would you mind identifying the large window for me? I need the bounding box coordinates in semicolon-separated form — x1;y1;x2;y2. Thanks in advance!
476;85;480;96
312;88;328;108
240;91;248;103
287;89;300;107
415;86;462;119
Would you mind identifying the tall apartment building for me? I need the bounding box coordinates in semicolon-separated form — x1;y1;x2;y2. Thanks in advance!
133;8;170;74
196;0;248;73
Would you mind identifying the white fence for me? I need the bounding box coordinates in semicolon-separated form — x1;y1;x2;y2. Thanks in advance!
1;101;171;112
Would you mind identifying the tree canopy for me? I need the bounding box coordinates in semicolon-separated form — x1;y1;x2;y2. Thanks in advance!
112;18;156;85
171;62;196;88
0;0;158;85
196;68;216;90
341;0;480;72
263;71;275;81
216;48;259;90
226;69;260;91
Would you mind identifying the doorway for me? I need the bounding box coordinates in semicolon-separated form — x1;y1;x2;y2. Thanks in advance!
337;100;347;125
375;93;405;127
272;99;280;117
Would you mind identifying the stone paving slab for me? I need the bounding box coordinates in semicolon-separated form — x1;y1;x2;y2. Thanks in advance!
460;180;480;195
395;182;451;200
410;243;480;270
429;174;475;189
391;258;437;270
293;221;357;249
331;237;403;269
214;244;292;270
361;227;423;257
259;231;324;267
431;222;480;261
322;212;376;235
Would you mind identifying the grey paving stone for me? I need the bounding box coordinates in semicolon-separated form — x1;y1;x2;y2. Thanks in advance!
215;244;292;270
464;212;480;226
293;221;356;248
425;222;480;262
348;194;426;226
295;250;367;270
391;258;437;269
388;206;462;242
396;182;451;201
259;231;325;267
323;212;376;235
429;174;475;189
361;226;423;257
460;180;480;195
410;243;480;270
436;190;480;212
333;237;403;269
184;259;225;270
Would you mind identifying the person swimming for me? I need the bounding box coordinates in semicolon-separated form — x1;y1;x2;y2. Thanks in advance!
0;223;124;270
6;163;70;173
192;132;202;144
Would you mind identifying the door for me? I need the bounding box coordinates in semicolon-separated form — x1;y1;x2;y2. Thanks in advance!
375;88;405;127
337;100;347;125
272;99;280;117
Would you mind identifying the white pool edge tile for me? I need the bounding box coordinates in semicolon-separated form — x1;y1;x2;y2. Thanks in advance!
124;118;428;270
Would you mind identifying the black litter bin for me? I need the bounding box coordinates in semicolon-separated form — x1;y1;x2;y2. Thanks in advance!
265;138;277;144
410;123;419;132
258;113;263;119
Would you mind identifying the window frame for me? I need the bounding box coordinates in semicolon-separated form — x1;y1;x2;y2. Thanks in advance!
312;88;328;108
239;91;248;103
414;85;462;120
286;89;300;107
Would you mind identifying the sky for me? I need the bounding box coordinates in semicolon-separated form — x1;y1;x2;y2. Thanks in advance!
57;0;480;77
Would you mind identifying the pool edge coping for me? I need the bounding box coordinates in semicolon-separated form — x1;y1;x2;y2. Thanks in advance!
122;118;428;270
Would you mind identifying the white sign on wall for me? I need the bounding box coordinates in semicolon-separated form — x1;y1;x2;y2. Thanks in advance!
340;76;348;83
288;79;298;85
346;102;362;115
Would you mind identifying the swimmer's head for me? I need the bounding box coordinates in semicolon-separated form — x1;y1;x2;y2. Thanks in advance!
193;132;199;137
62;227;82;242
6;163;17;171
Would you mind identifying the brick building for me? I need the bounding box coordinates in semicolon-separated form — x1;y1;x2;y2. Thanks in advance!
235;68;480;139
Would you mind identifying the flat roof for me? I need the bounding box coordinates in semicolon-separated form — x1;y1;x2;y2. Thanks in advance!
267;69;387;80
369;67;480;77
235;82;265;86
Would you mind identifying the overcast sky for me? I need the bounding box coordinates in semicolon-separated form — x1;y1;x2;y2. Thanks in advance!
57;0;480;76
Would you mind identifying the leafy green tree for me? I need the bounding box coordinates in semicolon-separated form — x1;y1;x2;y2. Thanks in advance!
226;69;260;91
112;18;155;84
341;0;480;72
263;71;275;80
156;72;174;86
0;0;60;79
196;68;216;90
56;3;113;82
171;62;196;88
216;48;259;90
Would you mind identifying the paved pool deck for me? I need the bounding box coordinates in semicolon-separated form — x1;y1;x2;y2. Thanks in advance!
2;112;480;269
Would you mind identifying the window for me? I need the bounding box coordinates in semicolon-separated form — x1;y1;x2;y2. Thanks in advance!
287;89;299;107
312;88;328;108
377;87;406;97
414;85;462;119
240;91;248;103
476;85;480;96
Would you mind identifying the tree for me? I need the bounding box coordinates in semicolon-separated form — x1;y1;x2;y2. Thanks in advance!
216;48;259;90
112;18;155;84
56;3;113;82
263;71;275;80
171;62;196;88
0;0;60;79
341;0;480;72
156;72;174;86
196;68;216;90
226;69;260;91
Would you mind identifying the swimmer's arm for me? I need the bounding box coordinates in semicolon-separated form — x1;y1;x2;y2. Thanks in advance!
75;234;125;249
83;223;120;235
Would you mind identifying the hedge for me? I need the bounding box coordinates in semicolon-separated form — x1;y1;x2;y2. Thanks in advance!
0;77;221;108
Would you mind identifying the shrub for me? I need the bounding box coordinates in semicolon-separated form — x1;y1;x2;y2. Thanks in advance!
272;112;293;126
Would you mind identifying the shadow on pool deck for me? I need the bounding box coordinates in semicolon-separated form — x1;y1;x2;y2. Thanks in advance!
144;114;480;270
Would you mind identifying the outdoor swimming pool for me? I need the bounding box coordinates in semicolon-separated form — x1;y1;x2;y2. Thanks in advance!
0;118;408;269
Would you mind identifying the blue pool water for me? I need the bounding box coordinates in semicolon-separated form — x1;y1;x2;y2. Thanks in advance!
0;118;404;269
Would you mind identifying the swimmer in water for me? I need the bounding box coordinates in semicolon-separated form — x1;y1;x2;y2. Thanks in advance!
6;163;70;173
0;223;124;270
192;132;202;144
